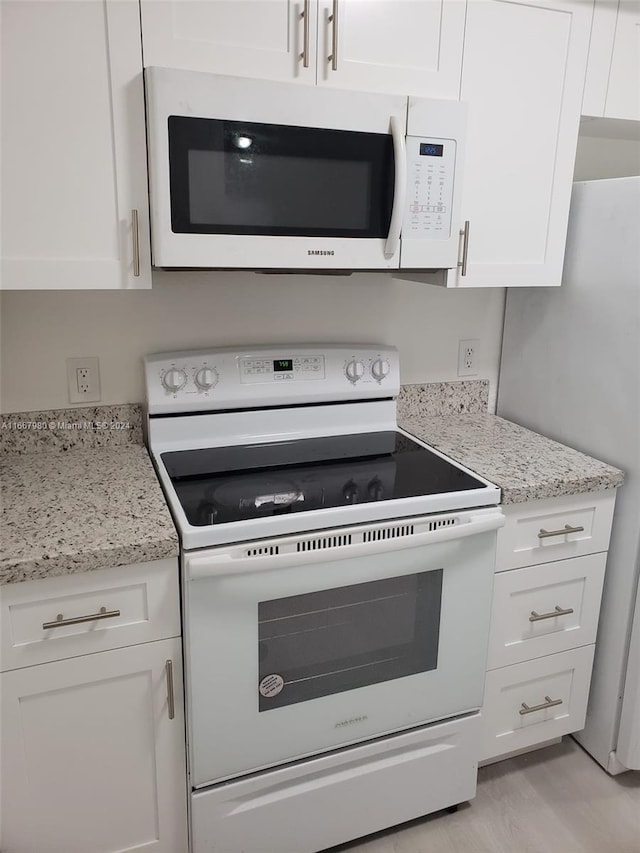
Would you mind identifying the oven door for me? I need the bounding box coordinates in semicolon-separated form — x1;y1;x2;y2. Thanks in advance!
183;508;503;787
145;67;407;269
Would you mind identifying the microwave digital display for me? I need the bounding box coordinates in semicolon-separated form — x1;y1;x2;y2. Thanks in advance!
419;143;444;157
274;359;293;372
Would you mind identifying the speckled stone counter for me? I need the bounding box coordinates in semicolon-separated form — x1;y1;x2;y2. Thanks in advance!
399;412;624;504
1;438;178;585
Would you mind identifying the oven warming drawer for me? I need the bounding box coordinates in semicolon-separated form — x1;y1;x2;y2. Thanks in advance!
191;712;480;853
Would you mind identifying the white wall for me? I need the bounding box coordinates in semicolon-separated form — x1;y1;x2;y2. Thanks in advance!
574;128;640;180
0;272;506;413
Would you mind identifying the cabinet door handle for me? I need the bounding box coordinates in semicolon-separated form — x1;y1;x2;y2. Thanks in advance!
538;524;585;540
529;605;575;622
300;0;310;68
458;220;470;276
328;0;338;70
165;659;175;720
519;695;563;716
42;606;121;630
131;208;141;277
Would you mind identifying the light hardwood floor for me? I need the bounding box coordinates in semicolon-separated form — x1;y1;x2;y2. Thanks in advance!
333;739;640;853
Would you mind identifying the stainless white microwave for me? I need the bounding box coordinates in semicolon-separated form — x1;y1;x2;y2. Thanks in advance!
145;67;466;272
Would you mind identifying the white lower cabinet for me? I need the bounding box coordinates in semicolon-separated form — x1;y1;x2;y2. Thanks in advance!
481;490;617;763
481;645;595;760
0;637;188;853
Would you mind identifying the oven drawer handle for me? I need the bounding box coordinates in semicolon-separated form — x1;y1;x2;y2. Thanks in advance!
187;512;504;579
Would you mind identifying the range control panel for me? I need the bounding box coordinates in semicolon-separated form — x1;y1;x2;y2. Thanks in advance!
240;355;326;383
404;136;456;239
144;345;400;415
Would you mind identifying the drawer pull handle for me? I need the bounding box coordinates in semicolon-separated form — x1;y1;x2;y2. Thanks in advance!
42;606;121;630
538;524;585;540
529;605;575;622
519;695;563;716
166;659;175;721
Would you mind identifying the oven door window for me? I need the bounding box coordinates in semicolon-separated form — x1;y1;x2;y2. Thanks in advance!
168;116;394;238
258;570;442;711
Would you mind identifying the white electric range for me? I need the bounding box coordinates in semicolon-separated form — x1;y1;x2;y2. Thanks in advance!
144;344;503;853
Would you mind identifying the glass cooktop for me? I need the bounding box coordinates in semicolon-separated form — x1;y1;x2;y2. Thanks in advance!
161;431;487;527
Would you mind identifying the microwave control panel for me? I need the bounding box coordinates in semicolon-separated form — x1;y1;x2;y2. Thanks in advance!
404;137;456;240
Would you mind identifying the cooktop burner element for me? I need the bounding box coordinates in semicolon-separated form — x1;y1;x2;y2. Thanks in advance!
161;431;486;526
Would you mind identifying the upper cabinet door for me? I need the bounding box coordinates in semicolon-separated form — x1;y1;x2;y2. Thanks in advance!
605;0;640;120
140;0;316;84
316;0;466;98
0;0;151;290
447;0;592;288
583;0;640;120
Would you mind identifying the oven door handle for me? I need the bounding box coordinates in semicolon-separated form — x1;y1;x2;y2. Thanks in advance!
186;511;504;579
383;114;407;260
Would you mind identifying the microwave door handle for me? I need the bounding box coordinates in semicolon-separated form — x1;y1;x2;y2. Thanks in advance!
187;511;504;579
384;114;407;260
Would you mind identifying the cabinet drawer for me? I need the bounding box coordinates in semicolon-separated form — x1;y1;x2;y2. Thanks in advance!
480;645;595;762
487;553;606;669
496;491;615;572
0;558;180;671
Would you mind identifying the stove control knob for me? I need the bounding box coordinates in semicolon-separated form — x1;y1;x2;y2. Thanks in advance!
343;480;359;503
345;359;365;383
195;367;218;391
370;358;391;382
161;368;187;393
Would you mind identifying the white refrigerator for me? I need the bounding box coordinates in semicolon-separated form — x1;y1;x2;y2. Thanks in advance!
498;176;640;774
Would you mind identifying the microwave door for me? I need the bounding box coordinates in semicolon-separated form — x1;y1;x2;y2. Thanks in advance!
145;68;408;270
166;117;399;270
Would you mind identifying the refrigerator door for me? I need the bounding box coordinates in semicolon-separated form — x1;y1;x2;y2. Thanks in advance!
498;177;640;772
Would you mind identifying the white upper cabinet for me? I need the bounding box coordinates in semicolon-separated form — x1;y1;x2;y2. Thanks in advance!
140;0;466;97
0;0;151;290
447;0;593;288
316;0;466;97
139;0;316;84
583;0;640;121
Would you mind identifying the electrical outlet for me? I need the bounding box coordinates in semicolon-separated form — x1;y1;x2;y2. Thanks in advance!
457;339;479;377
67;357;101;403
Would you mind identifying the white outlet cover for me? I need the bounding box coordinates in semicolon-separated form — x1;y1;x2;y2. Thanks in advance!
457;339;479;377
67;357;101;403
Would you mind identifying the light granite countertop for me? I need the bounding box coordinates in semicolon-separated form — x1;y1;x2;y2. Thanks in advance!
1;444;178;585
0;390;624;586
399;412;624;504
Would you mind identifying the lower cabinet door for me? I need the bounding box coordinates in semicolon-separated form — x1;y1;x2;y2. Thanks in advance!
480;645;595;762
1;638;188;853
